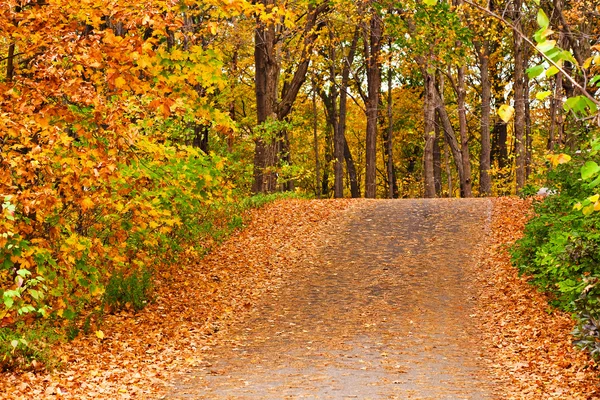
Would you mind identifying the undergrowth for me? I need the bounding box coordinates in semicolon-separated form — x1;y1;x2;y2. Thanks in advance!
511;138;600;361
0;191;303;371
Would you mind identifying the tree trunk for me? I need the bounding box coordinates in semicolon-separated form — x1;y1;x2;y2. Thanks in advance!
364;8;382;198
335;29;359;198
192;124;209;153
434;123;442;196
453;0;471;197
433;86;464;192
253;0;279;193
423;72;436;198
313;87;321;198
475;40;492;196
492;120;508;170
456;64;472;197
385;59;397;199
512;0;527;191
344;136;360;198
253;1;327;193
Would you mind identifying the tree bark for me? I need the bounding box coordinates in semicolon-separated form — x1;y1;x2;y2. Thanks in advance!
475;40;492;196
386;67;397;199
433;85;465;192
312;87;321;198
512;0;527;191
335;29;359;198
434;122;443;196
456;64;472;197
363;7;382;198
423;72;436;198
344;136;360;198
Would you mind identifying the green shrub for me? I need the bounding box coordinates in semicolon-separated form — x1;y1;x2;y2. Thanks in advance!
511;139;600;360
103;268;153;312
0;324;59;371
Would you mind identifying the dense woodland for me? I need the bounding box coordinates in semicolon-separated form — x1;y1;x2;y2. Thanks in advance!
1;0;600;369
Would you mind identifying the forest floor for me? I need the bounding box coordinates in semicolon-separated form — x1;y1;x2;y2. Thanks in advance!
1;198;600;399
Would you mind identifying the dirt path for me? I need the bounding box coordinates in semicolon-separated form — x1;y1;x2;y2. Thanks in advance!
166;199;497;399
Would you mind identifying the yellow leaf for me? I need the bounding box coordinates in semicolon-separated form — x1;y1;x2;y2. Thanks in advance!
545;153;571;167
498;104;515;123
574;202;583;211
555;153;571;165
589;194;599;203
114;76;127;88
594;201;600;211
81;197;94;211
95;330;105;339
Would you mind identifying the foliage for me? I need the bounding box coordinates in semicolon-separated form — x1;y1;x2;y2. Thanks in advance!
103;267;153;312
0;323;60;371
511;138;600;359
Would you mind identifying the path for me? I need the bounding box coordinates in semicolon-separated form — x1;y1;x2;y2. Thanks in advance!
167;199;496;399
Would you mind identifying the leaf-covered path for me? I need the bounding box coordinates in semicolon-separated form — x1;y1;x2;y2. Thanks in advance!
4;198;599;399
168;199;496;399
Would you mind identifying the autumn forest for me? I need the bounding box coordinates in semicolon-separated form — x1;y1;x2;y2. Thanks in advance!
2;0;600;395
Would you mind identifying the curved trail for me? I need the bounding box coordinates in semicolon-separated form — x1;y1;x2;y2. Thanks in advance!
167;199;496;399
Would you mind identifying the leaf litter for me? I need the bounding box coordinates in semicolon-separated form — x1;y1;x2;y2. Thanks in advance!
477;197;600;399
1;197;599;398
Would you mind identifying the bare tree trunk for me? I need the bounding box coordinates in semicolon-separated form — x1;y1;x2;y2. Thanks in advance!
6;43;15;81
424;72;436;198
336;29;359;198
433;86;464;191
475;41;492;196
343;137;360;198
457;64;472;197
364;7;382;198
434;123;442;196
313;87;321;198
385;60;397;199
512;0;527;191
525;74;532;179
444;134;453;196
453;0;472;197
253;0;279;193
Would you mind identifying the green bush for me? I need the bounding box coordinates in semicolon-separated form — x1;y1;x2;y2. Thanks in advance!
0;324;59;371
511;138;600;360
103;268;153;312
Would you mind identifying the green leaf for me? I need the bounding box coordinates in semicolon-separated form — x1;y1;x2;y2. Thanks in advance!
527;64;545;79
588;174;600;189
560;50;578;66
536;91;552;101
3;296;14;308
537;9;549;30
581;161;600;180
536;40;556;53
564;95;597;117
16;269;31;278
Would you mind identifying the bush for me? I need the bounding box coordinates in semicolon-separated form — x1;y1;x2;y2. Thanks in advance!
511;139;600;360
103;268;153;312
0;324;59;371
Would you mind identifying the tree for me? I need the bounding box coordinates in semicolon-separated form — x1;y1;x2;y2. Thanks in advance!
252;0;328;193
362;2;383;198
